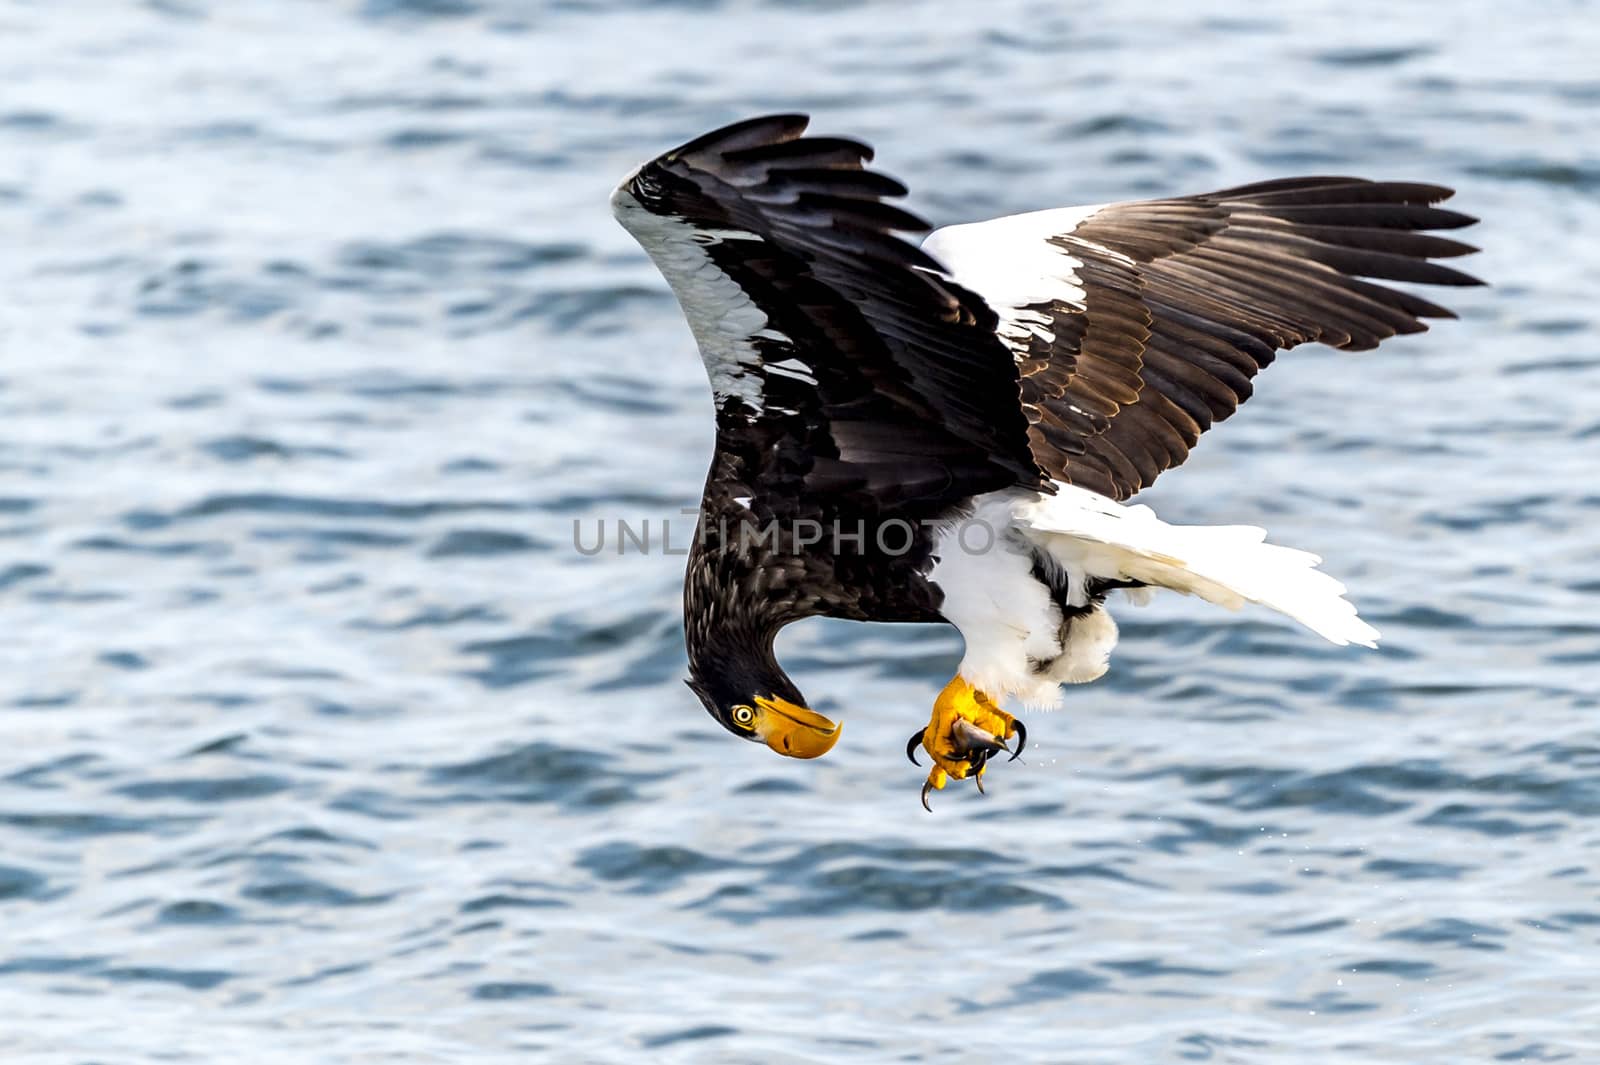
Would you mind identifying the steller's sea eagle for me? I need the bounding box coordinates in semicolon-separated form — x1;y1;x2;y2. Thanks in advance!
610;114;1480;809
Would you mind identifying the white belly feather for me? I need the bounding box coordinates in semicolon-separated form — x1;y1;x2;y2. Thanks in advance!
929;484;1380;708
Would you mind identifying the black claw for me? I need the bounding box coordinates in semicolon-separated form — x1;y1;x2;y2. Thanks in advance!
920;780;934;813
1009;719;1027;761
905;729;924;767
975;773;987;796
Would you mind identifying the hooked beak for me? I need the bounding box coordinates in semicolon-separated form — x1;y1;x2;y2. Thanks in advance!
753;695;841;759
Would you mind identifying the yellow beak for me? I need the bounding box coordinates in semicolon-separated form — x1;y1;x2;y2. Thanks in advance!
754;695;841;759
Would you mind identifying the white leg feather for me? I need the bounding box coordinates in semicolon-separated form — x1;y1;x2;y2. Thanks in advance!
1050;607;1119;683
928;503;1065;706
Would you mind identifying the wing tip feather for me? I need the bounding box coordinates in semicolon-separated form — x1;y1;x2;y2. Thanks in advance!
669;113;811;159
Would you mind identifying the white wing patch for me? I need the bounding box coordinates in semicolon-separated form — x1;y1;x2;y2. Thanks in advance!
923;204;1109;355
611;187;777;412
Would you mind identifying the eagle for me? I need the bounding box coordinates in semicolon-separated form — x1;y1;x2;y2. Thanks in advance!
610;114;1479;809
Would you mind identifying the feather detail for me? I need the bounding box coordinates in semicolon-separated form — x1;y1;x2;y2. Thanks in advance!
1016;483;1380;648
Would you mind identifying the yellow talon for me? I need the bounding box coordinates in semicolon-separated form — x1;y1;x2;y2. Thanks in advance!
914;675;1021;809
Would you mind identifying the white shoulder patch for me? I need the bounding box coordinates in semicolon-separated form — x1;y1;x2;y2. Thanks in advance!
923;204;1108;354
612;188;776;412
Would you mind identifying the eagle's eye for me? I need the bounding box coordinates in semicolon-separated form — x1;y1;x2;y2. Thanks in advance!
731;705;756;729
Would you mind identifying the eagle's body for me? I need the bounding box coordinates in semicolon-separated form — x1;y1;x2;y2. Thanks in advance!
611;114;1478;805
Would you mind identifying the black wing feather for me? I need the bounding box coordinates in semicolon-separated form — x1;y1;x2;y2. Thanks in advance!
620;114;1042;520
624;115;1481;517
964;178;1483;499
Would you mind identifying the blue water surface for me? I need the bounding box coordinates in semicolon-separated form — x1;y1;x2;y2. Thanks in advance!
3;1;1598;1062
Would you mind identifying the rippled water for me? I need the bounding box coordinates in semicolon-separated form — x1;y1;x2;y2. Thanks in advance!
4;1;1598;1061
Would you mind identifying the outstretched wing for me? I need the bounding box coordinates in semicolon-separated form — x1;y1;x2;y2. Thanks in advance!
925;179;1482;500
611;114;1040;517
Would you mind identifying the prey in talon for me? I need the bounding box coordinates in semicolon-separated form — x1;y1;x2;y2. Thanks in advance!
905;677;1027;811
611;115;1477;808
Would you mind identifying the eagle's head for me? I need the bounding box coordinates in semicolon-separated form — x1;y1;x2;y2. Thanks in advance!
685;637;840;760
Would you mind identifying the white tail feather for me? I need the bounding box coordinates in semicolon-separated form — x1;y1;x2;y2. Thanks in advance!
1016;484;1380;648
